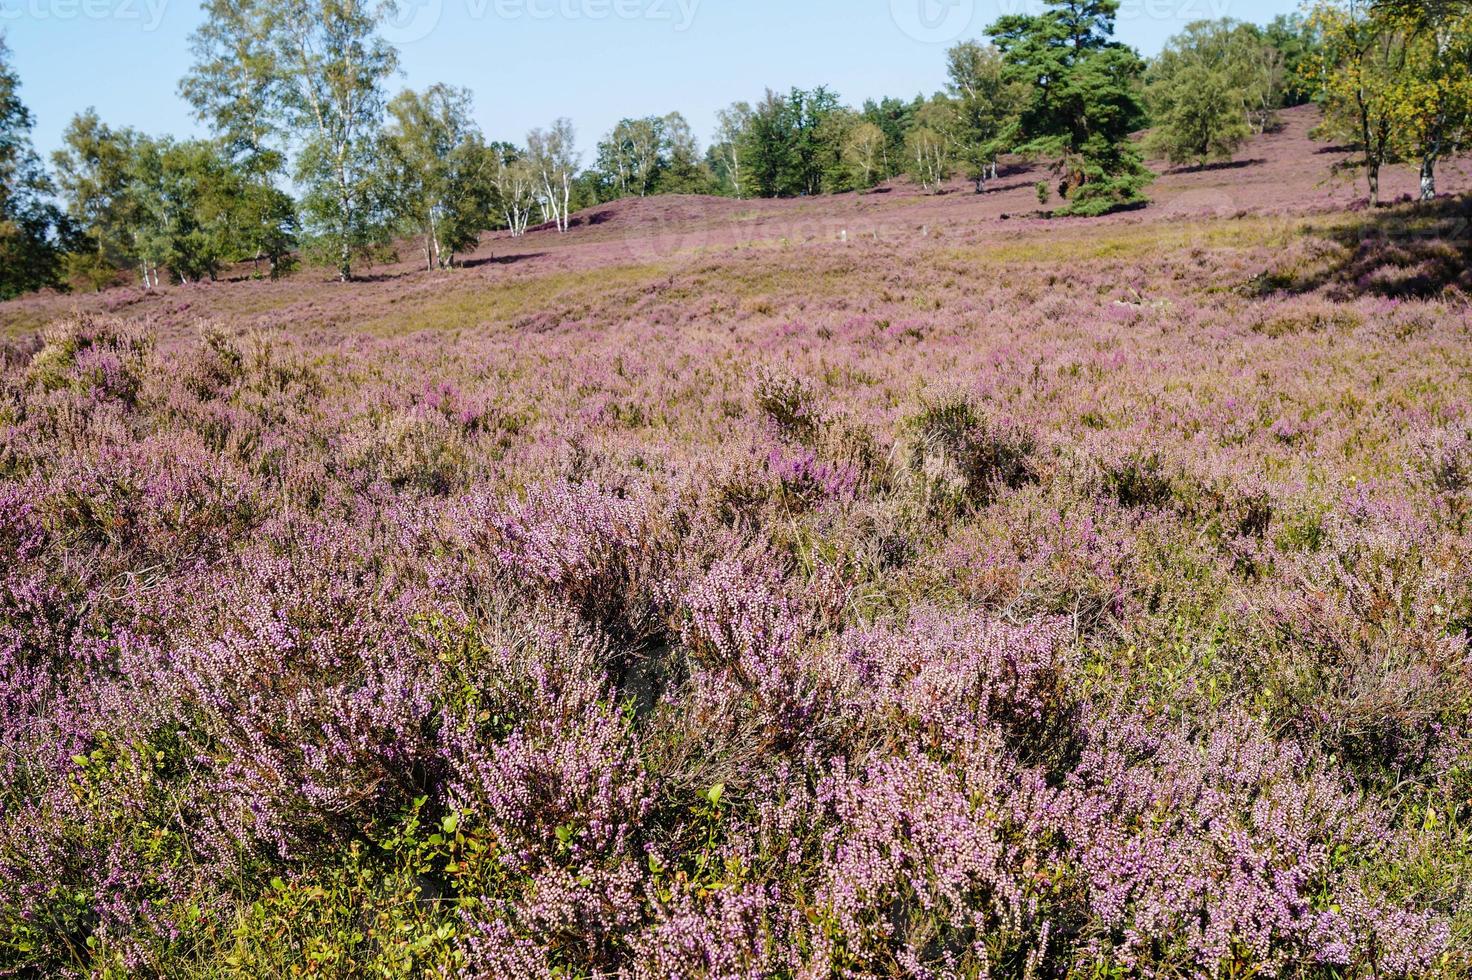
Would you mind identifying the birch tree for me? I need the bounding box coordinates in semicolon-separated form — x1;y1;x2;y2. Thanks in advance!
598;117;663;197
712;102;751;198
945;41;1025;191
1308;0;1408;206
493;153;537;237
52;112;147;287
199;0;399;280
1378;0;1472;200
526;118;577;232
180;0;298;275
385;85;494;269
842;121;886;191
906;126;952;194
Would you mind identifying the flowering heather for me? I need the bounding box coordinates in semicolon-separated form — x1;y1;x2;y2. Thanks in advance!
1;118;1471;976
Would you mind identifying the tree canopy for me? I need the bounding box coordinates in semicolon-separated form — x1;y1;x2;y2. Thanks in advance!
988;0;1153;215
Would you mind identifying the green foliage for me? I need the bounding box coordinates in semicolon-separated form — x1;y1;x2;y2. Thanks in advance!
51;111;140;288
1309;0;1472;203
1264;13;1324;107
905;99;959;194
944;41;1027;192
384;85;495;269
1307;0;1411;205
737;86;849;198
860;94;923;181
188;0;398;280
180;0;297;275
841;120;888;191
988;0;1154;216
0;33;65;299
52;117;282;287
595;112;714;200
225;800;466;977
0;727;206;976
1145;19;1291;169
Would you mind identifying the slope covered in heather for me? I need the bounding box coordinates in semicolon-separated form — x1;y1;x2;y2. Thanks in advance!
2;110;1471;975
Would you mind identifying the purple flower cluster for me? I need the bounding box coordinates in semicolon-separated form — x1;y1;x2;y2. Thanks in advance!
3;174;1471;975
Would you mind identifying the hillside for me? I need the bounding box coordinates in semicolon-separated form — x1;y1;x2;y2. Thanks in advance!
3;106;1467;337
3;100;1472;976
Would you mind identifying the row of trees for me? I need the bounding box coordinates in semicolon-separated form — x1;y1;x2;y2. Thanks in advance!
1310;0;1472;204
0;0;1467;297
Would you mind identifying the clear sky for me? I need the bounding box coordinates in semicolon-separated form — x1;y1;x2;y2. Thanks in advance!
3;0;1297;164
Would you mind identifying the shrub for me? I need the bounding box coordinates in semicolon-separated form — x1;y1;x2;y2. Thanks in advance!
901;395;1036;513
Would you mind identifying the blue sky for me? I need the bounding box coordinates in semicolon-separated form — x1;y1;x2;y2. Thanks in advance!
3;0;1296;163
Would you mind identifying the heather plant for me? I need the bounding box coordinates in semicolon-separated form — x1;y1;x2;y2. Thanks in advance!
1;127;1470;976
753;368;821;445
1253;506;1472;786
901;394;1037;515
25;316;151;404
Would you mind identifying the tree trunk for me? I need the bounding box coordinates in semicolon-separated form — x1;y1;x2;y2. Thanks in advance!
1367;164;1380;207
336;148;353;282
1420;158;1436;201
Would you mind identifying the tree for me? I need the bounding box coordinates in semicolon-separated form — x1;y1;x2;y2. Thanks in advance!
597;117;665;198
180;0;297;276
988;0;1153;216
653;112;716;194
861;95;923;181
904;100;961;194
52;111;145;288
1144;21;1277;168
945;41;1026;192
54;117;259;288
136;138;255;283
906;125;952;194
0;34;66;298
1264;14;1324;107
384;85;494;269
1145;65;1251;168
491;148;536;238
1377;0;1472;200
842;121;887;191
739;89;795;198
526;118;577;231
1308;0;1409;206
596;112;713;200
710;102;751;197
786;86;845;196
735;86;847;198
187;0;399;279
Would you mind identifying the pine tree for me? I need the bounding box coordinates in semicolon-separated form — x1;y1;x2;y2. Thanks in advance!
988;0;1153;216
